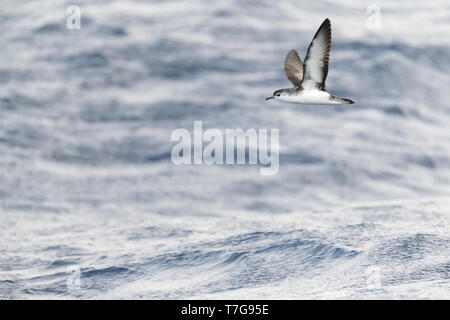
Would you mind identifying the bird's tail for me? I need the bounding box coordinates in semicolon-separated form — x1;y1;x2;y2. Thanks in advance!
330;95;354;104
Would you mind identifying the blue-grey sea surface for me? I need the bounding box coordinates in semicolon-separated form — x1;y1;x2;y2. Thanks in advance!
1;0;449;299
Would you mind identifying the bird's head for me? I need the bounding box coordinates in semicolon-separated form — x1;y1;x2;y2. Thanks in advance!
266;89;289;101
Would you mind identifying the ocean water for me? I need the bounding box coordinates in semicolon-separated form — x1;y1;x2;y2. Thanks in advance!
1;0;450;299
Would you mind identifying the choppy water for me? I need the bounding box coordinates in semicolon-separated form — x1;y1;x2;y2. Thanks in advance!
1;0;450;299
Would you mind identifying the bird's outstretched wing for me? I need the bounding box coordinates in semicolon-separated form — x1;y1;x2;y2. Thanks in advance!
301;18;331;91
284;49;303;87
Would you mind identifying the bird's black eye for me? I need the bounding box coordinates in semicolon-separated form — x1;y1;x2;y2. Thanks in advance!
276;93;280;96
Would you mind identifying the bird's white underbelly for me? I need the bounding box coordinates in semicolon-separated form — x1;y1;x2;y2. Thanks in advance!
279;90;340;104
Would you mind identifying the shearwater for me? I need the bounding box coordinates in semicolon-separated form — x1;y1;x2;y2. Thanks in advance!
266;18;354;105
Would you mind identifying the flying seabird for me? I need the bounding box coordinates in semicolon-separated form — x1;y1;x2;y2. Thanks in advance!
266;18;354;104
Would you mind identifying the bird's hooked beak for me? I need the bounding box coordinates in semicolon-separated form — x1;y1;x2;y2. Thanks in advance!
265;96;274;100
